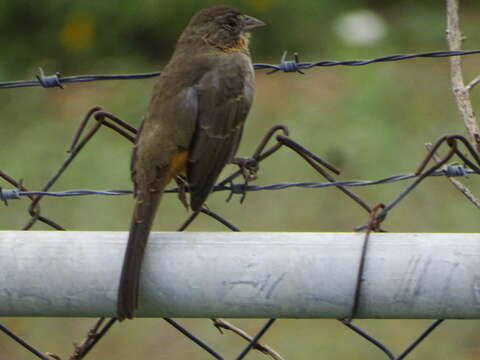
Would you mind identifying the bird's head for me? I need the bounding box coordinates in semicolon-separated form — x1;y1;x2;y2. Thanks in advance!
180;6;266;51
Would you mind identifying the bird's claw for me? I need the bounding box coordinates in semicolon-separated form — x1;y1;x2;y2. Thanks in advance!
232;157;258;182
175;175;190;210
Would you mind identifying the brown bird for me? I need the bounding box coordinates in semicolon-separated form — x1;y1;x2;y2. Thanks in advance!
117;6;265;320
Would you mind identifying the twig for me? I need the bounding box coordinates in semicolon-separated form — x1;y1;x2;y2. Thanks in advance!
45;353;62;360
446;0;480;152
235;319;276;360
212;319;284;360
68;318;116;360
425;143;480;208
466;74;480;92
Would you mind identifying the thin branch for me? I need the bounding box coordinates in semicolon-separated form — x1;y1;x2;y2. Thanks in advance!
68;318;116;360
212;319;284;360
466;74;480;92
446;0;480;152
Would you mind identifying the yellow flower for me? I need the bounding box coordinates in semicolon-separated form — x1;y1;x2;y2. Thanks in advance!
60;14;94;53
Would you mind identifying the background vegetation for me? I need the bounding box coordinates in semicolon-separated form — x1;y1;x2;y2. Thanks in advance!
1;1;480;359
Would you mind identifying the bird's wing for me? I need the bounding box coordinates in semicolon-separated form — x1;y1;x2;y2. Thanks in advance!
131;84;198;196
187;58;254;211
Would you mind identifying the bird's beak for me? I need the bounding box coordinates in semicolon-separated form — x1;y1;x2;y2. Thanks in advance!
242;15;266;32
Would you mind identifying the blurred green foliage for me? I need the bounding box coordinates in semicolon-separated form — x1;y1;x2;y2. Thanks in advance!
1;0;477;76
1;1;480;359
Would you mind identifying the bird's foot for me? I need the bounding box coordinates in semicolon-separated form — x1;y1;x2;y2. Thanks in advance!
175;175;190;210
231;157;259;182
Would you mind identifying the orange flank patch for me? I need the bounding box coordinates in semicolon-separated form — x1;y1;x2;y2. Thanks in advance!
167;149;189;181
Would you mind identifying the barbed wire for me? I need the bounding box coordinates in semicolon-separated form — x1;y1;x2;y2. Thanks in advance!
2;44;480;360
0;165;474;203
1;49;479;89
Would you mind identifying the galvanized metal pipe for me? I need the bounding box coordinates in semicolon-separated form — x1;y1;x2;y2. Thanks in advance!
1;231;479;318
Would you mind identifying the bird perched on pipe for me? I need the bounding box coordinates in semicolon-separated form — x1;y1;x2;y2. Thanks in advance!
117;6;265;320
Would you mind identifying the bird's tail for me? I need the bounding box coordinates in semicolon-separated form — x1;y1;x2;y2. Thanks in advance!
117;188;162;320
